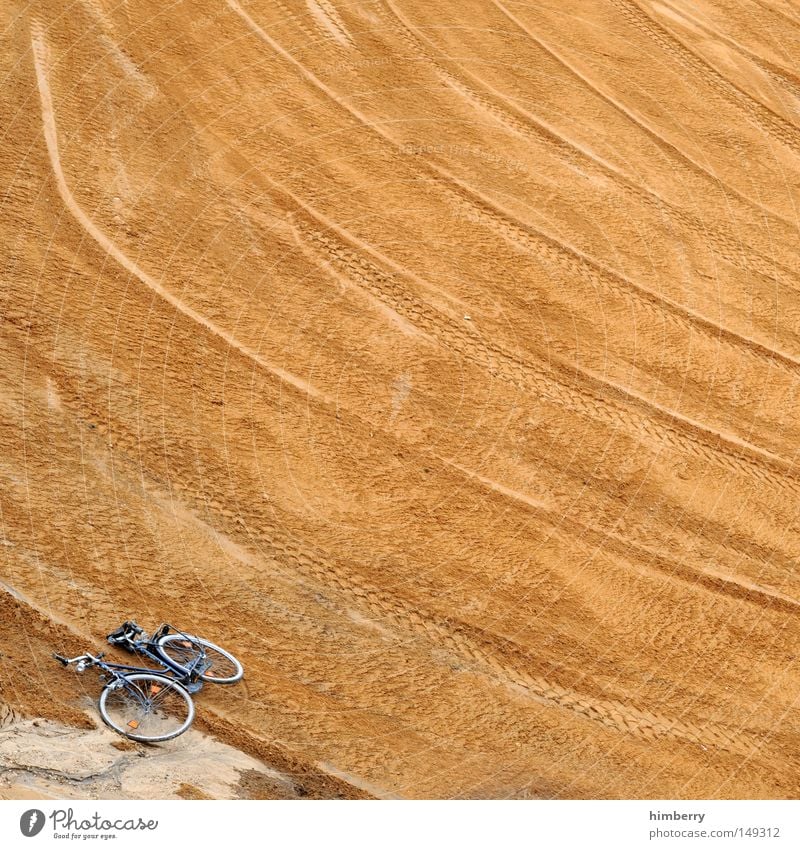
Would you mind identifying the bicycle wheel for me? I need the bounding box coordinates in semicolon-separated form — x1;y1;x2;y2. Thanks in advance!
99;674;194;743
155;633;244;684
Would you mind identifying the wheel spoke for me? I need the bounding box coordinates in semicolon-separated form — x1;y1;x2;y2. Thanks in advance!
101;674;193;742
157;634;242;682
124;680;149;707
165;644;195;660
199;645;235;678
150;683;177;706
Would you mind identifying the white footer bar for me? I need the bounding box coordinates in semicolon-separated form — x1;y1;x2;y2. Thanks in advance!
2;799;797;848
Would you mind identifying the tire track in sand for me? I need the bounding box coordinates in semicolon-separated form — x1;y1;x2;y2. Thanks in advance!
225;1;800;489
610;0;800;156
295;218;800;499
488;0;797;229
656;0;800;104
157;478;757;758
440;169;800;382
443;461;800;620
30;22;332;408
383;0;800;297
13;307;790;623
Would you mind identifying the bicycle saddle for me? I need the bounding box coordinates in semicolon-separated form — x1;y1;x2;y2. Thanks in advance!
106;621;142;643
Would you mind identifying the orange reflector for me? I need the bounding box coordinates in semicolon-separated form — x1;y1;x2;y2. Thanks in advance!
128;720;139;729
180;641;192;648
150;685;161;695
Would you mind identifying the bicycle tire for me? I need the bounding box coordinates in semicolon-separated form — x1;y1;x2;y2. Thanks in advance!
99;673;194;743
155;633;244;684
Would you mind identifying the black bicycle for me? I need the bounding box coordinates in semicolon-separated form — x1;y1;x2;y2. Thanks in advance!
53;621;243;743
105;621;243;686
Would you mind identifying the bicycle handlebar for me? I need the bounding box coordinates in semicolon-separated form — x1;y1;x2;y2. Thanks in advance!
53;652;104;666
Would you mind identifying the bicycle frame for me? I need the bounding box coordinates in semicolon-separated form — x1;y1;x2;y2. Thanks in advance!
53;652;195;685
106;622;211;691
55;623;210;695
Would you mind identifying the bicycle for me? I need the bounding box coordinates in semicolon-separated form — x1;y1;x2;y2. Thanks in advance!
53;622;243;743
104;621;244;686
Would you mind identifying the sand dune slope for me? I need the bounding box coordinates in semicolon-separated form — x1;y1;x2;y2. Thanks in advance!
1;0;800;798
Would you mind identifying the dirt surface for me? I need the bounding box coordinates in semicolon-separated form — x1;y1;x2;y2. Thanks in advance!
1;0;800;799
0;714;299;800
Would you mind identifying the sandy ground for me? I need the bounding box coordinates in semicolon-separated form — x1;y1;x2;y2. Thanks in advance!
1;0;800;799
0;714;299;800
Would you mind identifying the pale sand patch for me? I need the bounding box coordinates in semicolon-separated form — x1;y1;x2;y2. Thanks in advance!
0;715;294;800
